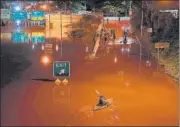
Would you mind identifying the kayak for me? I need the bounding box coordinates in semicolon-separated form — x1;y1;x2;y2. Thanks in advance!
93;98;113;111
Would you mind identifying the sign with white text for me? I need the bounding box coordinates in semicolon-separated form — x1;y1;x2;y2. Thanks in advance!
53;61;70;78
30;11;44;21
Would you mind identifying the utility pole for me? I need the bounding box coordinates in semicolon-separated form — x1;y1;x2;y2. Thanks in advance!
141;1;143;37
64;2;67;13
49;9;51;43
136;36;142;72
129;1;132;10
60;12;62;57
157;47;160;72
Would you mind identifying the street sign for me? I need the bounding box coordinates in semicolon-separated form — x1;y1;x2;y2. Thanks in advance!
155;42;169;49
30;11;45;21
159;10;178;18
55;78;61;86
147;28;152;33
11;11;27;21
32;32;45;36
12;32;29;43
1;9;10;19
53;61;70;78
62;79;68;86
31;32;45;43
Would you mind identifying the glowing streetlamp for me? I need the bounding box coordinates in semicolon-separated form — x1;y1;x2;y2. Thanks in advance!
15;6;21;11
16;20;21;25
41;55;50;65
41;4;47;10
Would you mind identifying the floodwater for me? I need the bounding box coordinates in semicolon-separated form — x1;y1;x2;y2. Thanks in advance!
1;18;178;126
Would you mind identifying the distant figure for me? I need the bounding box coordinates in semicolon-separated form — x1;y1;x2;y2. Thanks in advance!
97;95;107;106
123;36;127;44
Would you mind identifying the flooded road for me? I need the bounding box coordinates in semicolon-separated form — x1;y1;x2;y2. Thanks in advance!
1;16;178;126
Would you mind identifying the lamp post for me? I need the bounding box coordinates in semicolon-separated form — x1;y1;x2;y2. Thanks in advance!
48;7;51;43
60;12;62;57
141;1;144;37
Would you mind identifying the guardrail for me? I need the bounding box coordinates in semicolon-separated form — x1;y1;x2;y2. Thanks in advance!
104;16;130;21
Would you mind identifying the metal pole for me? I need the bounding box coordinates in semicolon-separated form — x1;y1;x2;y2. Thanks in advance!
157;47;160;72
49;10;50;43
141;1;143;37
85;0;87;11
135;36;142;72
60;12;63;57
138;43;142;72
140;44;142;61
130;1;132;10
65;2;66;13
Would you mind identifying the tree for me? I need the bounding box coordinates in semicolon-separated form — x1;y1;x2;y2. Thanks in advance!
71;1;86;13
102;1;122;16
100;0;131;16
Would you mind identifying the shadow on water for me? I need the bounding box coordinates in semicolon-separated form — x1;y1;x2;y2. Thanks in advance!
31;78;54;82
1;43;32;88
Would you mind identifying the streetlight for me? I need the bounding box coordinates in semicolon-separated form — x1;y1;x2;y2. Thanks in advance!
41;55;50;65
16;20;21;25
41;4;47;10
15;6;21;11
59;11;63;57
141;1;144;37
16;20;21;28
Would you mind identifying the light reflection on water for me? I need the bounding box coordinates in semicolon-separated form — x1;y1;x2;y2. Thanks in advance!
1;30;62;45
1;31;45;44
1;31;46;44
